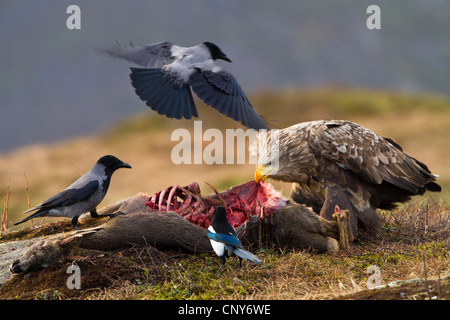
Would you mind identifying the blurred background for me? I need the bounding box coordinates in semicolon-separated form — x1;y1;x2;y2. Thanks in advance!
1;0;449;229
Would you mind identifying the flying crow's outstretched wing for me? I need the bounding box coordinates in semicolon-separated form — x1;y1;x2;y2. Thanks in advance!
189;70;268;130
130;67;198;119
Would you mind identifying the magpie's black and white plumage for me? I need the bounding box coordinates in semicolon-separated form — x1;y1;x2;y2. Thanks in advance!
207;206;261;274
103;41;268;130
14;155;132;230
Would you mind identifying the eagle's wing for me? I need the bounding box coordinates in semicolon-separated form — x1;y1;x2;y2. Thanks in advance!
101;41;174;68
308;120;436;193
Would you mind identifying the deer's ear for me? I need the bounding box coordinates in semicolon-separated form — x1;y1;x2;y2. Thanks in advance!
58;228;103;248
58;234;83;248
37;241;46;250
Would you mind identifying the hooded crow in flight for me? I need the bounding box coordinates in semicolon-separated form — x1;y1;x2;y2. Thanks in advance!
255;120;441;237
14;155;132;230
207;206;261;274
103;41;268;130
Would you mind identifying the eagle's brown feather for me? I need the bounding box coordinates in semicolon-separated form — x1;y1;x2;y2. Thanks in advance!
256;120;441;238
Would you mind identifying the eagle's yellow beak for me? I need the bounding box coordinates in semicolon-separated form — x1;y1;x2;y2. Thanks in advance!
254;165;277;184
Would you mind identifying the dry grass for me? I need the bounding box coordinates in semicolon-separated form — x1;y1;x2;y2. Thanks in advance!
1;196;447;300
378;195;449;243
87;197;449;300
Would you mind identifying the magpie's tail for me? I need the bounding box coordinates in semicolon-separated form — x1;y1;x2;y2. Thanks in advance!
130;67;198;120
233;248;261;264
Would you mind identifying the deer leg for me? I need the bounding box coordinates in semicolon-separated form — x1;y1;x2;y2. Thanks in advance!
90;208;126;222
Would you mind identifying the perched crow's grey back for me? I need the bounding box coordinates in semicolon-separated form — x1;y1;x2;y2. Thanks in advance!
14;155;132;229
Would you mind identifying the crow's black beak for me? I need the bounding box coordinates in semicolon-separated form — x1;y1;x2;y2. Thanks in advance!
220;54;232;63
120;162;132;169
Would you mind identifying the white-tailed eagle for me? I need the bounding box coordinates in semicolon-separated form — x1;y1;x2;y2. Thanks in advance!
254;120;441;238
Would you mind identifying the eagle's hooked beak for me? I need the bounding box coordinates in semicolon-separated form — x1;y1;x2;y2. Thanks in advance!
254;165;277;184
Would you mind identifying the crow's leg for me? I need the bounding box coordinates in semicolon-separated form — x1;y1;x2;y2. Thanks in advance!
90;208;126;222
71;216;79;230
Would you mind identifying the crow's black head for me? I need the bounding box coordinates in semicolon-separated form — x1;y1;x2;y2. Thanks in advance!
203;42;232;62
97;155;132;173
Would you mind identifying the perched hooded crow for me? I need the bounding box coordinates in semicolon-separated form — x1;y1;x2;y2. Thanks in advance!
14;155;132;230
103;41;268;130
207;206;261;274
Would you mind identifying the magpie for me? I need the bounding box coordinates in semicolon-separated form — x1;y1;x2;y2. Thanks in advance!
103;41;268;130
14;155;132;230
207;206;261;274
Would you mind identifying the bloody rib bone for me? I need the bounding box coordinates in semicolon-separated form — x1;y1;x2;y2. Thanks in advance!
145;180;287;229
